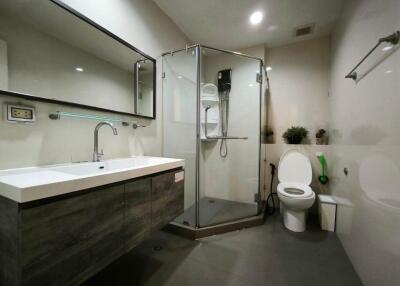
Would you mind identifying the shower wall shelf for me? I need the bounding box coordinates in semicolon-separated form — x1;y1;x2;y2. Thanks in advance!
200;119;218;124
201;96;219;106
201;84;218;105
48;111;146;128
345;30;400;80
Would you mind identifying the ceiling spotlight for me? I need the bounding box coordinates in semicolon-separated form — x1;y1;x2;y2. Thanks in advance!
266;66;272;71
249;11;263;25
75;67;84;72
177;75;183;79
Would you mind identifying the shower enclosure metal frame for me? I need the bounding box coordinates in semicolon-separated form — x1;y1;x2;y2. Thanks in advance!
162;44;266;236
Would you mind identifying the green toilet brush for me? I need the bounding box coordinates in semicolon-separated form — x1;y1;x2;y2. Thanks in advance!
316;152;329;184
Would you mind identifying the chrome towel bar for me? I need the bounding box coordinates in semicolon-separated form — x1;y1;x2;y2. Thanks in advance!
345;31;399;80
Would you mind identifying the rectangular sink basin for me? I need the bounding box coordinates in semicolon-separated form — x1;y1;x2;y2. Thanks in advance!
56;157;168;176
0;156;184;203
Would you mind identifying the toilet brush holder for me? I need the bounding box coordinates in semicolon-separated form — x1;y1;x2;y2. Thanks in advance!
316;152;329;184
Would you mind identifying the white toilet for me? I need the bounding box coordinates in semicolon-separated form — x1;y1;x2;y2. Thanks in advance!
277;150;315;232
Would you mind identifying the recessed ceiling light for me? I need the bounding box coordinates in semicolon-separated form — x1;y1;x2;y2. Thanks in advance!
75;67;84;72
382;46;393;52
249;11;263;25
266;66;272;71
177;75;183;79
385;70;393;74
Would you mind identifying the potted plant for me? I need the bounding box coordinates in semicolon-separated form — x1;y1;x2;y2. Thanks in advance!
282;126;308;144
316;129;329;145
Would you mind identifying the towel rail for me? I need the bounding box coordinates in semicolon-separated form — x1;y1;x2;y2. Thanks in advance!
345;31;399;80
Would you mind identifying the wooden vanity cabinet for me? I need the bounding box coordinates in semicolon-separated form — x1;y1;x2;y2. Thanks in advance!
0;168;184;286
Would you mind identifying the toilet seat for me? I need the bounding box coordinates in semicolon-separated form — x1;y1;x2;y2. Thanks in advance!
278;150;312;185
277;150;315;232
277;182;313;198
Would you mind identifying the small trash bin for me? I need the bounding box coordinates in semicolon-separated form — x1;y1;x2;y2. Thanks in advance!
318;194;337;232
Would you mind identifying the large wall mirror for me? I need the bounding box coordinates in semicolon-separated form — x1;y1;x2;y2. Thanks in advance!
0;0;156;119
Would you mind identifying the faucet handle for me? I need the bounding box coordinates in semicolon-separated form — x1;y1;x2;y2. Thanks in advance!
132;123;146;129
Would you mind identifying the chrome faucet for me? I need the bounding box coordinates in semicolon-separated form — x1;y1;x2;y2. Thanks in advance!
93;121;118;162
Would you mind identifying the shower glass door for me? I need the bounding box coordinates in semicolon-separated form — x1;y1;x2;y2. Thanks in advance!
162;47;198;227
198;47;261;227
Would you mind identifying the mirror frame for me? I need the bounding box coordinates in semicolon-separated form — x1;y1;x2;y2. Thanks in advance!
0;0;156;119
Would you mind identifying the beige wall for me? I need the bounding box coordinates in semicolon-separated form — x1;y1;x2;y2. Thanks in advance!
328;0;400;285
266;36;331;143
0;0;189;170
0;39;7;90
264;37;331;203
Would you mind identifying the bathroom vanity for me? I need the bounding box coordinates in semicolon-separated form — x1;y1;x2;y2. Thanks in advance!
0;157;184;286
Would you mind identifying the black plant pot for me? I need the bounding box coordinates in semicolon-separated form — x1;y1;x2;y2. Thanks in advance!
287;136;303;144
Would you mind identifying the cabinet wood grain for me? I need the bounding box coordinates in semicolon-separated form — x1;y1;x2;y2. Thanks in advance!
0;196;20;286
20;184;125;286
124;178;151;252
151;170;184;232
0;168;184;286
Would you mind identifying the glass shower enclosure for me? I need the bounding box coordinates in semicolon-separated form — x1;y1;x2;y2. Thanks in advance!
163;45;264;232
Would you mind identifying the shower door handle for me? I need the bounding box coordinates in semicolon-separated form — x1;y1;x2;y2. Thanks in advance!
204;106;248;140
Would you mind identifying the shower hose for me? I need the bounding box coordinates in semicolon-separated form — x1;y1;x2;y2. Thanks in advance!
219;90;230;158
265;163;277;217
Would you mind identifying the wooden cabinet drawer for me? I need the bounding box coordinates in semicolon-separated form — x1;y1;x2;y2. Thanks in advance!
151;170;184;232
124;178;151;251
19;184;125;286
0;168;184;286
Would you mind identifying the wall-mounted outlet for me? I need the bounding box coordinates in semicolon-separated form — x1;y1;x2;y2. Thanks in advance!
4;103;36;123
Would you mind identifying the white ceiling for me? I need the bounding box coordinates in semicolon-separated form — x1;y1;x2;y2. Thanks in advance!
153;0;344;50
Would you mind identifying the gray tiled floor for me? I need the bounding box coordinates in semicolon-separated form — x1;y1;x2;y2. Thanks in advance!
174;196;257;227
82;214;363;286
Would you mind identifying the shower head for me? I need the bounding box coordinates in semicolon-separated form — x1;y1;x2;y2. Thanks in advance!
218;69;232;93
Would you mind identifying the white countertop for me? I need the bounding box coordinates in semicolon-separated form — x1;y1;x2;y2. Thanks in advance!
0;156;184;203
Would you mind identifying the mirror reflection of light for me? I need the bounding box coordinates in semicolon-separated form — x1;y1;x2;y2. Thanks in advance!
382;46;393;52
266;66;272;71
75;67;84;72
249;11;263;25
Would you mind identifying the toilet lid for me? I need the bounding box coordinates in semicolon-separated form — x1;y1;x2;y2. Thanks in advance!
278;150;312;185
